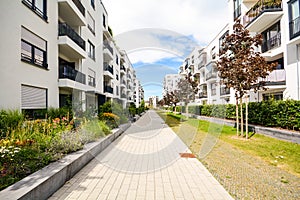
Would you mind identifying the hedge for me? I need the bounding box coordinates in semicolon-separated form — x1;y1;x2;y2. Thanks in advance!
175;100;300;131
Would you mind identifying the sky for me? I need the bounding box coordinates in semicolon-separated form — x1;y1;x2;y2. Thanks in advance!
101;0;229;100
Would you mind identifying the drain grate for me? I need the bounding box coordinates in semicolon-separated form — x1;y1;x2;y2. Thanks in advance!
179;153;196;158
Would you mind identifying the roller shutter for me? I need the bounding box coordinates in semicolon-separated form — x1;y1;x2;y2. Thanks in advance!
21;85;47;109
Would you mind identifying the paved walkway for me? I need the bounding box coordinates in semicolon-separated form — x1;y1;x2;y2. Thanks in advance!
49;110;233;200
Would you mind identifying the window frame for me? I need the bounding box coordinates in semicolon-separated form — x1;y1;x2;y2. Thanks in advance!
21;39;48;69
87;40;95;60
22;0;48;21
288;0;300;39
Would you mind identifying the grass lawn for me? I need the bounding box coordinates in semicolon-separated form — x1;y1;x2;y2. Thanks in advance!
158;111;300;176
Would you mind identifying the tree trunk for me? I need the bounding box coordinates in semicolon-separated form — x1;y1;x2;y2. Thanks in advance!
246;95;249;139
236;97;239;136
240;97;244;137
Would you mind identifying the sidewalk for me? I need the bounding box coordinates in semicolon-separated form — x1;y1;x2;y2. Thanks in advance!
49;110;233;200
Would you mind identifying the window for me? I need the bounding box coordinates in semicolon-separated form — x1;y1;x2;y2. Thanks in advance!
21;27;47;69
21;84;47;109
211;83;217;96
87;12;95;34
116;86;119;96
88;68;96;87
288;0;300;39
233;0;241;20
22;0;47;20
263;93;283;101
88;41;95;60
91;0;95;9
262;22;281;53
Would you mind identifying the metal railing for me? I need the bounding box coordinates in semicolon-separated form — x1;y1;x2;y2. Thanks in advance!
59;65;86;84
58;22;85;50
262;33;281;52
243;0;282;27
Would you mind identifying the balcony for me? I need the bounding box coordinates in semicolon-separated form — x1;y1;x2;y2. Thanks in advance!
104;85;113;94
58;0;85;26
58;23;86;59
104;63;113;74
243;0;283;32
206;71;217;81
220;87;230;96
258;69;286;85
289;16;300;40
198;53;207;70
103;41;114;60
262;33;281;53
59;65;86;85
121;65;126;72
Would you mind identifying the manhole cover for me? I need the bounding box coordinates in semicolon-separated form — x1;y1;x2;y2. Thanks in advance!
179;153;196;158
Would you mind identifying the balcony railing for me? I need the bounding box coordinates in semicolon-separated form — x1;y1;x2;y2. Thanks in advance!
243;0;282;27
206;71;217;81
104;63;114;75
220;87;230;96
262;33;281;53
289;16;300;40
121;94;127;99
103;42;113;55
72;0;85;16
58;22;85;50
104;85;113;94
258;69;286;84
121;65;126;71
59;65;86;84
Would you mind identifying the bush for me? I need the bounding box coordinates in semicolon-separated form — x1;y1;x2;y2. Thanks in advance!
0;110;24;138
184;100;300;131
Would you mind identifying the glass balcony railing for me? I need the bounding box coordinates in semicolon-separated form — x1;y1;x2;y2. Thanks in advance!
104;63;114;75
72;0;85;16
59;65;86;84
58;22;85;50
104;85;113;94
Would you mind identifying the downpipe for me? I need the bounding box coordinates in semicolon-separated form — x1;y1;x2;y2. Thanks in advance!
297;44;300;100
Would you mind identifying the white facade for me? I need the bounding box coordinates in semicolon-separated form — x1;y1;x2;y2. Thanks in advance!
0;0;143;112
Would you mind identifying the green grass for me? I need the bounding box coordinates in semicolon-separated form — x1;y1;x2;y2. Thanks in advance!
157;111;300;176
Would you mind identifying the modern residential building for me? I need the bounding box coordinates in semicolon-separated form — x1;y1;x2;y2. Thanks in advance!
0;0;143;114
149;96;159;108
163;74;181;95
180;0;300;105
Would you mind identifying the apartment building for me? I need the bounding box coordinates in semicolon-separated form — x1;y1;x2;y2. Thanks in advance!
163;74;181;95
0;0;143;114
180;0;300;105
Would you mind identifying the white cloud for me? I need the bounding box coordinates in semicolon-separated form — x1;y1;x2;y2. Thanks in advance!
129;50;177;64
102;0;229;45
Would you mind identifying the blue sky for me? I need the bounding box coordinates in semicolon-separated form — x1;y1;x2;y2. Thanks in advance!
102;0;229;100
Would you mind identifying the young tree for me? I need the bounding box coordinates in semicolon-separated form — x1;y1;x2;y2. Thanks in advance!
163;91;180;111
217;20;277;139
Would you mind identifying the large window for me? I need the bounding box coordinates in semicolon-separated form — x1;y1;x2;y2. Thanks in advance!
219;30;229;53
88;68;96;87
211;83;217;96
22;0;47;20
21;26;47;69
233;0;241;20
262;22;281;53
88;41;95;60
289;0;300;39
91;0;95;9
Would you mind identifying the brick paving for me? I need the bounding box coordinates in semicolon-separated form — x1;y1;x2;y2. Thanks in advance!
48;110;233;200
